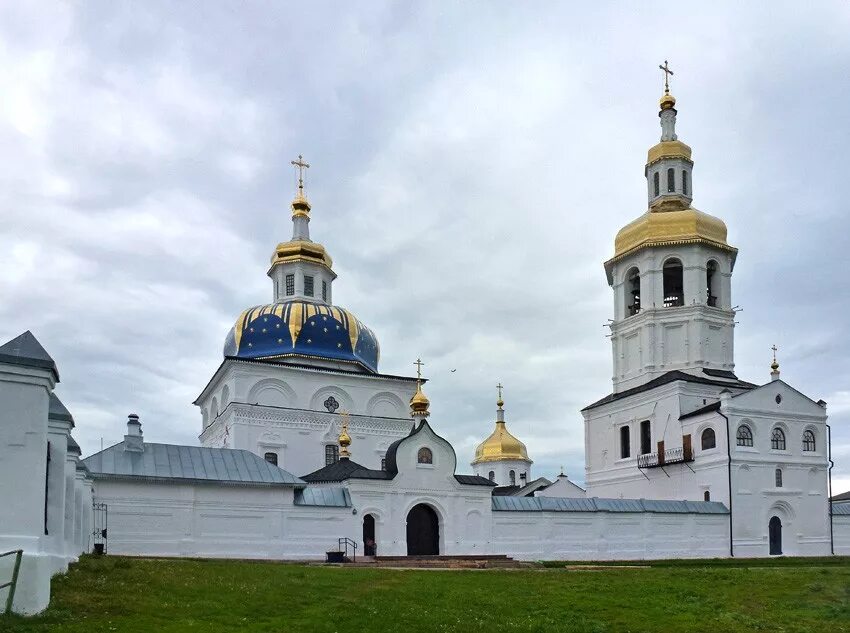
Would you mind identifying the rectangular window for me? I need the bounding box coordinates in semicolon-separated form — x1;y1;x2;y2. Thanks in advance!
775;468;783;488
264;452;278;466
640;420;651;455
667;167;675;193
304;275;314;297
682;170;689;196
325;444;339;466
381;457;386;471
285;274;295;296
620;426;631;459
322;280;327;301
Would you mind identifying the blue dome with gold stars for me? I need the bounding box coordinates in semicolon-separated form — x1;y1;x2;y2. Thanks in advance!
223;301;380;373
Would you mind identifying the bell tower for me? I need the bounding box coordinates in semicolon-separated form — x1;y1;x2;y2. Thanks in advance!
604;67;739;393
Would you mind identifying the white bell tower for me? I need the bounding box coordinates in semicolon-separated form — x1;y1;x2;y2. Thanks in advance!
604;65;739;393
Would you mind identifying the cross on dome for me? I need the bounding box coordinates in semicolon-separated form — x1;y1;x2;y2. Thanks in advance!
658;60;674;95
290;154;310;198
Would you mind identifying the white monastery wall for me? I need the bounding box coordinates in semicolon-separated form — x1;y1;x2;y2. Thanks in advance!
491;510;729;560
93;480;354;560
834;512;850;556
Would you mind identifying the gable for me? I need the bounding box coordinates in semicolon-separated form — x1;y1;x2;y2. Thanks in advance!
729;380;826;419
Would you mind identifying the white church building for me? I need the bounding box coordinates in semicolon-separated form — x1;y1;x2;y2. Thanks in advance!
2;82;849;615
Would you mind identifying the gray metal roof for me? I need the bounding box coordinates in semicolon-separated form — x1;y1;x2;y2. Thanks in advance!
294;487;351;507
492;496;729;514
833;501;850;516
83;442;304;486
49;394;74;426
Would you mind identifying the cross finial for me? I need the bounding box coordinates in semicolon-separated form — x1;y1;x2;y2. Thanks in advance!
658;60;674;95
771;344;778;361
290;154;310;197
414;358;424;381
496;382;503;401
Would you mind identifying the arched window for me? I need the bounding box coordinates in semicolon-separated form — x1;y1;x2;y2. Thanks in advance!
417;447;433;464
620;426;631;459
682;170;689;196
771;428;786;451
639;420;651;455
626;268;641;316
704;490;710;502
701;428;716;450
667;167;675;193
488;470;495;482
706;260;719;307
509;470;516;486
663;258;684;307
775;468;783;488
736;425;753;447
653;171;660;196
802;430;816;452
263;452;278;466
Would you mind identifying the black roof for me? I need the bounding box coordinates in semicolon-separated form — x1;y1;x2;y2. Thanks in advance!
582;370;756;412
49;393;74;427
0;331;59;381
702;368;740;380
493;485;521;496
831;490;850;502
679;401;722;420
454;474;497;487
301;458;391;483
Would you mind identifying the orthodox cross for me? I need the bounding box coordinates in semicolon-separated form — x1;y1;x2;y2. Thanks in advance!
290;154;310;196
414;358;425;380
496;382;503;401
658;60;674;94
771;344;778;363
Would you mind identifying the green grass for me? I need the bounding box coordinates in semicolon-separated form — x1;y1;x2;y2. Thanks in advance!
3;555;850;632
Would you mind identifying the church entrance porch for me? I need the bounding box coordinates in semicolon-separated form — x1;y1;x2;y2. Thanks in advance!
363;513;376;556
406;504;439;556
769;516;782;555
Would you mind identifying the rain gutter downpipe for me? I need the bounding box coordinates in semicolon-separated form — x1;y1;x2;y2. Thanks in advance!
719;409;734;558
828;422;834;555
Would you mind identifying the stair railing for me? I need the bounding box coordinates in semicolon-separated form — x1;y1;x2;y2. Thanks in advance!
1;549;23;615
338;537;357;562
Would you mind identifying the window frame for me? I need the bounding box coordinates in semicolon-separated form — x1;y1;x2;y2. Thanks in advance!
653;171;660;197
771;428;786;451
325;444;339;465
304;275;314;297
802;430;816;452
639;420;651;455
775;468;783;488
667;167;675;193
322;280;328;301
736;424;753;447
619;425;631;459
263;452;278;466
285;273;295;296
701;427;717;451
509;470;516;486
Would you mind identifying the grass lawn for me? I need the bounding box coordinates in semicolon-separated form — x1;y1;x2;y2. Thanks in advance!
3;555;850;632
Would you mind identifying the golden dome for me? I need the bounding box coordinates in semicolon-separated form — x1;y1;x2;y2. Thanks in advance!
610;206;734;263
472;421;529;464
269;239;334;271
659;92;676;110
410;383;430;416
646;139;692;166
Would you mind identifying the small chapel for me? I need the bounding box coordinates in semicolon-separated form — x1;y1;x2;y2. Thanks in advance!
2;68;848;615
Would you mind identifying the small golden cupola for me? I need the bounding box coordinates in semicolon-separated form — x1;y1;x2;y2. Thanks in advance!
606;61;736;278
338;411;352;459
472;385;530;465
409;358;430;419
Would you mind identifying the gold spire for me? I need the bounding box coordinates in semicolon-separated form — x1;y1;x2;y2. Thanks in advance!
771;344;780;373
409;358;430;417
338;410;352;459
290;154;311;217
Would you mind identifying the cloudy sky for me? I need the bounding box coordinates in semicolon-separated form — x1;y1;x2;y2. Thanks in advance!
2;2;849;490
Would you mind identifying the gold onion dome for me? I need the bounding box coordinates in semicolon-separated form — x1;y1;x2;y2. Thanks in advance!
472;398;529;464
659;92;676;110
410;383;430;416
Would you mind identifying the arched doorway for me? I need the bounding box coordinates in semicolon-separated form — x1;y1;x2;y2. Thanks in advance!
769;516;782;555
406;504;439;556
363;514;376;556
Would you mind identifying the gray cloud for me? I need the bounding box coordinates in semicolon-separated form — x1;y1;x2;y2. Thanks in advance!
1;2;848;490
